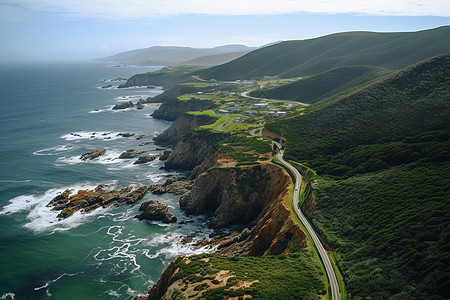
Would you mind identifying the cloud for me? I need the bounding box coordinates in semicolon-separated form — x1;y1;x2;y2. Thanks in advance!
2;0;450;18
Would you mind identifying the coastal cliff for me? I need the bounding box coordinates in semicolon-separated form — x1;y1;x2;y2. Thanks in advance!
134;162;309;299
132;112;312;299
152;98;215;121
154;113;219;147
180;164;289;228
163;129;228;175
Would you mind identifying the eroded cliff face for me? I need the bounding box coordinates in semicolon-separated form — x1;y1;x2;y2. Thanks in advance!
152;99;215;121
133;164;308;299
180;164;291;229
164;130;228;174
248;199;307;256
154;113;218;147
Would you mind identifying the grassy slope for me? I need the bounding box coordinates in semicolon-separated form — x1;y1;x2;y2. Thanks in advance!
197;26;450;80
250;65;392;104
170;252;325;300
265;54;450;299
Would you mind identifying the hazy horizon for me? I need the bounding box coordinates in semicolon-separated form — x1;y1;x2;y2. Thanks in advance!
1;0;449;62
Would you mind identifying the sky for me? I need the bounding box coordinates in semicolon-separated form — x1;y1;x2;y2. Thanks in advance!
1;0;449;61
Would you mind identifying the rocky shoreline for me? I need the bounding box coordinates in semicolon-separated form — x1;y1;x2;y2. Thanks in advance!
46;176;193;223
49;98;307;299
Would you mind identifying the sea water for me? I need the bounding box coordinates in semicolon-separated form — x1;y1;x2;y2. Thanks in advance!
0;62;213;299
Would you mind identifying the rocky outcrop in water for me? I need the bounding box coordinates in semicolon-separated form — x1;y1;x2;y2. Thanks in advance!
133;155;159;164
80;148;106;160
149;178;193;195
119;149;146;159
117;132;135;137
47;185;149;219
135;199;177;223
113;101;134;110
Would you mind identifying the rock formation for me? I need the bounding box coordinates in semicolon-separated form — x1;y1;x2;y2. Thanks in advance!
112;101;134;110
134;155;159;164
119;149;146;159
135;199;177;223
159;149;172;161
47;185;148;219
80;148;106;160
164;130;227;175
117;132;135;137
180;164;290;228
149;178;193;195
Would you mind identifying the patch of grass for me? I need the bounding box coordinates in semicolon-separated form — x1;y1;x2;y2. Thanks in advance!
173;252;325;300
219;134;272;165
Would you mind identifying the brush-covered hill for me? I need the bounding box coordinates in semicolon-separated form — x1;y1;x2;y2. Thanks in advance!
250;65;392;104
98;45;256;67
197;26;450;80
265;54;450;299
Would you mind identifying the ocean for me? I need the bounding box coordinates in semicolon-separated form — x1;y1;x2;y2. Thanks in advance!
0;62;213;299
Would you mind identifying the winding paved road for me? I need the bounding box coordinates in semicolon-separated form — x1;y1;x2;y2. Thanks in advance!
273;141;341;300
211;110;229;131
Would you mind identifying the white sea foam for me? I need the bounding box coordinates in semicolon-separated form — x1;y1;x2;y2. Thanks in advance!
34;272;83;296
61;131;122;141
114;95;147;102
55;150;126;166
0;293;15;300
96;85;116;90
88;105;117;113
143;233;216;260
94;225;147;274
0;182;117;232
33;144;75;156
107;290;121;297
145;173;170;183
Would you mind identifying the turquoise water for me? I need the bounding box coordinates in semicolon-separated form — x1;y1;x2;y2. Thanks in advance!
0;62;213;299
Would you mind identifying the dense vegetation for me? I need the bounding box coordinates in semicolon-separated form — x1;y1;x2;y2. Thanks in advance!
266;54;450;299
197;26;450;80
169;252;325;300
249;65;391;104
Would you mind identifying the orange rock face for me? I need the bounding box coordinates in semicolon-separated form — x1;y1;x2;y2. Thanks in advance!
47;185;149;219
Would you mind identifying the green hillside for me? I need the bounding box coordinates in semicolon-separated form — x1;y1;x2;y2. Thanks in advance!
249;65;392;104
197;26;450;80
266;54;450;299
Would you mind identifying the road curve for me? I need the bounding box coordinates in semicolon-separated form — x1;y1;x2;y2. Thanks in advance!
273;141;341;300
211;110;228;131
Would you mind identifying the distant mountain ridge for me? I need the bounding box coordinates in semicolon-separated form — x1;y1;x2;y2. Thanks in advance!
97;44;257;67
197;26;450;80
